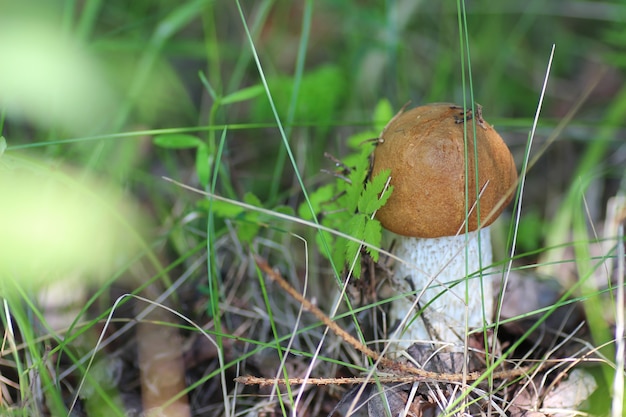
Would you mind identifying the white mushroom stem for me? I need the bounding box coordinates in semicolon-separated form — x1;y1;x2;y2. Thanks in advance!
389;228;494;353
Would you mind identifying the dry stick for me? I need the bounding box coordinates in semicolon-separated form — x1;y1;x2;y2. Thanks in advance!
236;374;455;387
235;256;541;386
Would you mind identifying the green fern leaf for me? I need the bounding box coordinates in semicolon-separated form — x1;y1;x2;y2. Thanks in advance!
358;168;393;214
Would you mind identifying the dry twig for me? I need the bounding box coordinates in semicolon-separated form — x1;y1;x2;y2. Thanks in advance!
236;256;542;387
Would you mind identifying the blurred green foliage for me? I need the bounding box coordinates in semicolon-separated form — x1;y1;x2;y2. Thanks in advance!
0;1;625;413
1;0;623;287
251;64;346;126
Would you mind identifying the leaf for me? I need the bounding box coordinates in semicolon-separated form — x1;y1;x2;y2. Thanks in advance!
236;219;261;244
298;184;334;220
344;149;370;213
221;84;264;105
233;193;262;242
251;65;346;125
341;146;373;169
243;192;262;208
346;130;378;150
341;215;368;278
153;133;203;149
204;199;243;218
273;205;294;217
196;143;210;188
293;65;346;123
316;229;335;261
359;169;393;214
373;98;394;132
363;219;382;262
208;192;264;244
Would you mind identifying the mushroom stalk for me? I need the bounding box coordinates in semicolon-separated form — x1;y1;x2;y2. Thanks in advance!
389;228;493;352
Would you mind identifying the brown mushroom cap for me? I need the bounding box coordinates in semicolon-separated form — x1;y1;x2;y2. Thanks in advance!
372;103;518;238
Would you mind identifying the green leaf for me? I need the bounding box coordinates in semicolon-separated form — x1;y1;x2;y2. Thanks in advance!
295;65;346;123
359;169;393;214
298;184;335;220
316;229;335;261
516;209;544;252
341;146;373;169
153;133;203;149
243;192;262;208
344;150;370;211
330;235;346;275
341;215;367;278
205;199;243;218
346;130;378;150
196;144;210;188
221;84;264;105
207;192;263;244
363;219;382;262
373;98;394;132
251;64;346;125
273;205;295;217
236;219;261;244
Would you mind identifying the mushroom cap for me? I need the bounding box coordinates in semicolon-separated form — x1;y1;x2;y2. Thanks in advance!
372;103;518;238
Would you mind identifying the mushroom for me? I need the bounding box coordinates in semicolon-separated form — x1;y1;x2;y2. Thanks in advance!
371;103;517;352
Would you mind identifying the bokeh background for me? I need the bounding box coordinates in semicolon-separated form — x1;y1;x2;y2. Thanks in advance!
0;1;624;416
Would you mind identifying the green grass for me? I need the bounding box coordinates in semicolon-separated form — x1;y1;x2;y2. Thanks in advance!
0;1;625;416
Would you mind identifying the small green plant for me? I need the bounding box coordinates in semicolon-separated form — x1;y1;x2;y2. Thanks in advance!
299;99;394;278
205;192;294;245
198;99;394;278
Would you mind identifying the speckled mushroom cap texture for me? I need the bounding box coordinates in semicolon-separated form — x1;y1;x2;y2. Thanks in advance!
372;103;518;238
